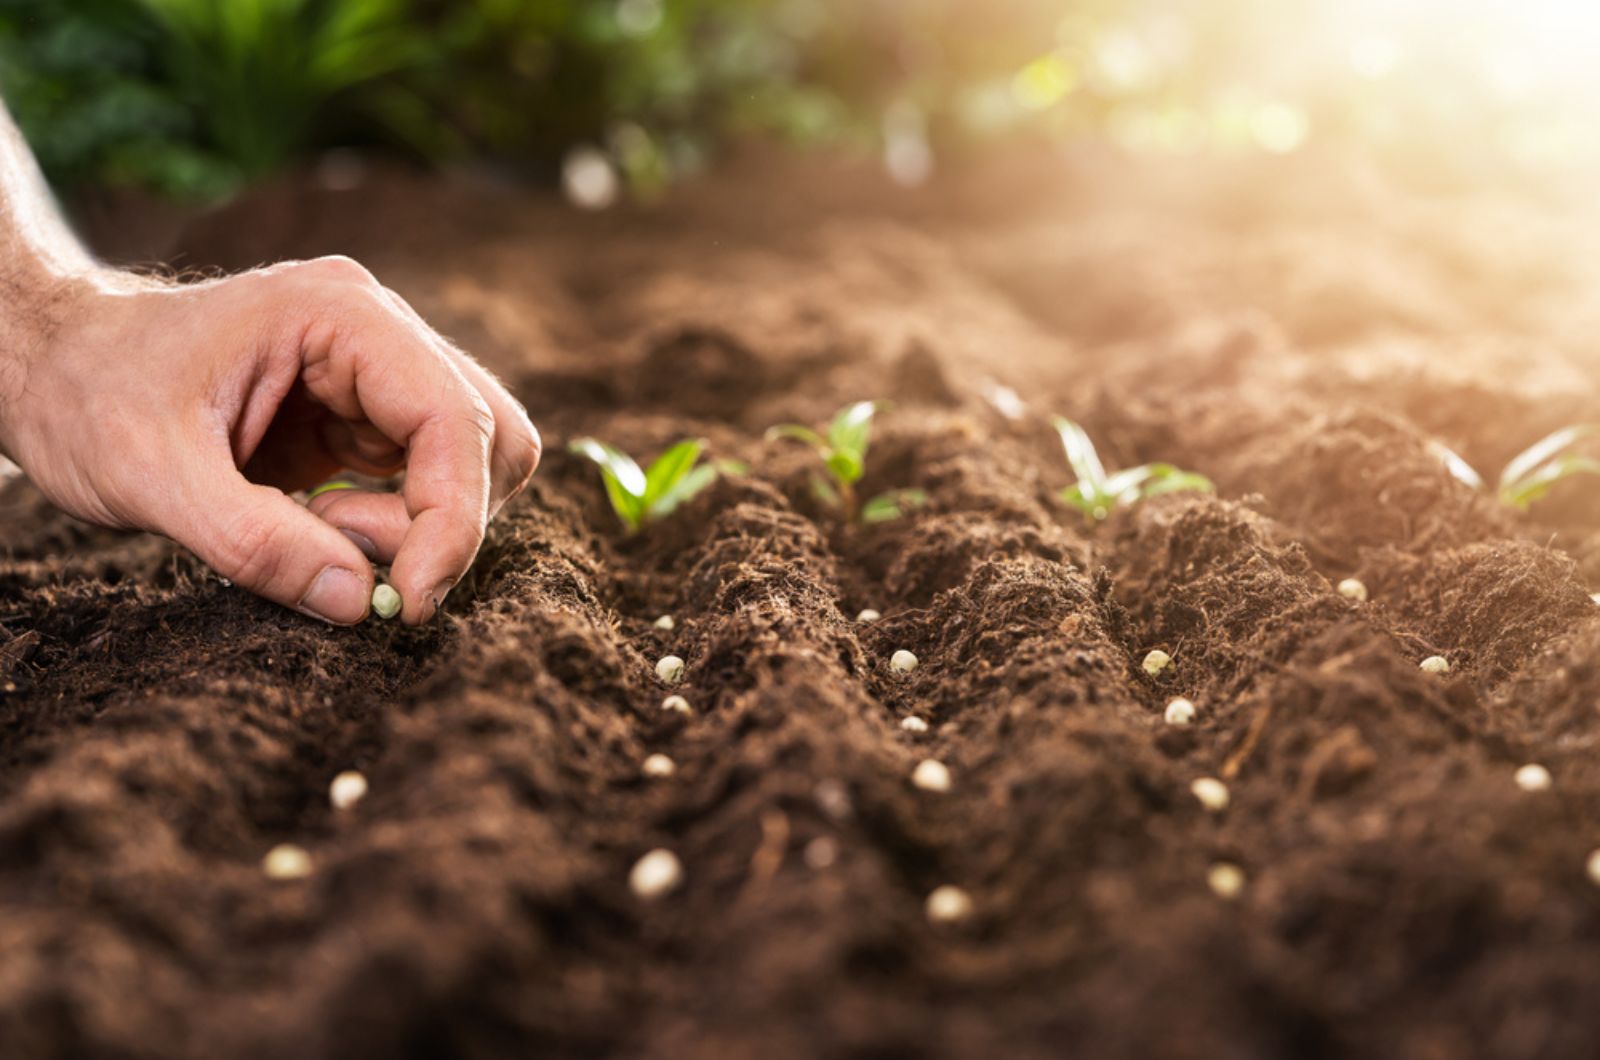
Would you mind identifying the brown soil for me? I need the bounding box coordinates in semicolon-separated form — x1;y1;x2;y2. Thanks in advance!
6;148;1600;1059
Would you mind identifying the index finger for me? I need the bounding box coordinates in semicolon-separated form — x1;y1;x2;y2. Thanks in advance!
296;272;493;623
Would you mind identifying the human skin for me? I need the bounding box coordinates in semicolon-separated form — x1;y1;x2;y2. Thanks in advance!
0;102;540;625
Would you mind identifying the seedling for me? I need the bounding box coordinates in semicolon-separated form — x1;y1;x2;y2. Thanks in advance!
1430;425;1600;511
767;401;928;523
570;437;739;532
1053;417;1212;522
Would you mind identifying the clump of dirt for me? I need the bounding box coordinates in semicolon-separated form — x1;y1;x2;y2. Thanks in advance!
6;152;1600;1058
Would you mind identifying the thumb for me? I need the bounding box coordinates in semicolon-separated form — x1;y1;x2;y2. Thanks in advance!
163;467;375;625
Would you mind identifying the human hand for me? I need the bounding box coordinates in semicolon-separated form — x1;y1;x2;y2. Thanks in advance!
0;256;539;625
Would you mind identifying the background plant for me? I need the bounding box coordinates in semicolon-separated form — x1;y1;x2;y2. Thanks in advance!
1053;416;1212;522
570;436;736;532
767;401;926;524
1431;426;1600;512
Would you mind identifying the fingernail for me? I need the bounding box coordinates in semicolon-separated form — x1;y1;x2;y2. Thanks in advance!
299;566;369;625
339;528;379;560
424;579;455;622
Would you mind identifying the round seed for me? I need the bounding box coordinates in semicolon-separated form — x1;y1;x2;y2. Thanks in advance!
900;715;930;734
925;885;974;923
642;753;676;778
911;758;951;793
328;770;368;811
1587;849;1600;886
629;849;683;899
656;655;686;684
1514;763;1552;792
1337;578;1368;602
653;614;675;631
262;843;313;880
814;779;853;820
1142;649;1172;677
856;609;882;622
371;584;402;620
1164;697;1197;727
661;694;692;715
891;649;919;674
1207;861;1246;899
1591;593;1600;606
804;836;839;870
1419;655;1451;675
1190;776;1230;813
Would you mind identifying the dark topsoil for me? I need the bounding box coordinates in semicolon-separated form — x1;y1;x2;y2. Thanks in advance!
7;148;1600;1060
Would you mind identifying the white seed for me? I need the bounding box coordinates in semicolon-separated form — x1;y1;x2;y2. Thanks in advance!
1207;861;1246;899
891;649;919;674
656;655;686;684
628;848;683;899
1514;763;1552;792
653;614;675;631
804;836;839;870
1588;849;1600;886
642;753;676;778
911;758;952;793
262;843;313;880
1419;655;1451;675
1142;649;1172;677
1591;593;1600;606
661;694;692;715
900;715;930;734
1337;578;1369;602
1191;776;1230;813
856;608;882;622
814;779;853;820
1164;697;1197;727
328;770;368;811
925;885;974;923
371;584;402;620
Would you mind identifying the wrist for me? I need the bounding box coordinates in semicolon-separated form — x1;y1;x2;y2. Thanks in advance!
0;262;111;458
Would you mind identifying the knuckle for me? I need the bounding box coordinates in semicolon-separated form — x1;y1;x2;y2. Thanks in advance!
215;508;290;589
505;419;541;487
301;255;378;289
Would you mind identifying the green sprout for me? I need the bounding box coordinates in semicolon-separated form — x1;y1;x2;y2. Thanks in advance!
570;437;737;532
766;401;927;523
1053;417;1213;522
1430;425;1600;511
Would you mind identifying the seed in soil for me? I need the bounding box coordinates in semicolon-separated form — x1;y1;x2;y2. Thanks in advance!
642;753;676;778
569;437;737;532
1419;655;1451;675
1164;697;1197;726
856;608;881;622
1191;777;1230;813
1514;763;1552;792
328;770;368;811
1207;862;1246;899
1052;416;1213;522
767;401;927;523
1142;650;1173;677
1337;578;1368;602
1593;593;1600;606
1589;850;1600;887
371;584;401;620
814;779;853;820
804;836;839;870
656;655;686;683
661;694;692;715
900;715;930;734
262;843;313;880
891;649;919;674
911;758;952;793
925;885;974;924
629;849;683;900
653;614;675;631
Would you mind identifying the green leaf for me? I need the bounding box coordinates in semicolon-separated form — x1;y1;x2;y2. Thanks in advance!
1060;483;1102;520
642;438;704;508
1141;464;1215;498
651;463;718;518
826;401;878;462
1499;425;1598;495
861;488;928;524
570;437;646;530
765;424;828;451
1499;454;1600;511
825;449;864;486
1053;417;1108;495
810;473;842;508
1428;440;1485;491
